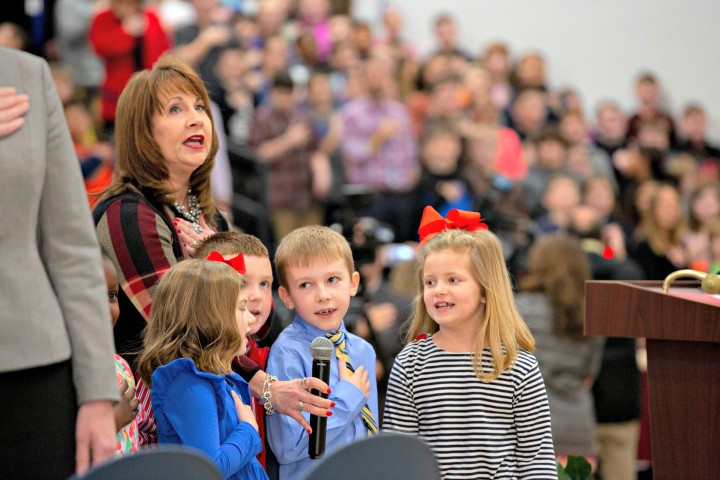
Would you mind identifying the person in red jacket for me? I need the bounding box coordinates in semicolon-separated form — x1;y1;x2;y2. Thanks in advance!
90;0;171;134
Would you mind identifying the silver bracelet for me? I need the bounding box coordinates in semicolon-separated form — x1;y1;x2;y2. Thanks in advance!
262;374;278;416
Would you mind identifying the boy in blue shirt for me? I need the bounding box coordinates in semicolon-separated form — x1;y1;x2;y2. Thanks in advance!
267;225;379;479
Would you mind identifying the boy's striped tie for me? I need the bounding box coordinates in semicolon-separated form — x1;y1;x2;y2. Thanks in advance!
325;331;378;435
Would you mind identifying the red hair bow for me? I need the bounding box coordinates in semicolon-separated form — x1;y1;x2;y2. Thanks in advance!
417;206;488;247
205;251;246;274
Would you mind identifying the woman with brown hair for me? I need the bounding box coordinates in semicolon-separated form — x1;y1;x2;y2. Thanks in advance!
517;235;605;461
94;55;223;369
632;182;688;279
94;56;331;444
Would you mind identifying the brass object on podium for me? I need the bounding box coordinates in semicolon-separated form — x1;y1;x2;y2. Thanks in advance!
662;269;720;294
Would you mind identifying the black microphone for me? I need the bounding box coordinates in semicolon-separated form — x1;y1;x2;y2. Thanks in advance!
309;336;333;459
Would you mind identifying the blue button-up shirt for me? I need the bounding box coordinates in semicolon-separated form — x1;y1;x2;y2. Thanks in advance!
266;316;379;480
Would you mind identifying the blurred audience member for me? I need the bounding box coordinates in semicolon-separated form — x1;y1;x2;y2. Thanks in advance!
173;0;233;104
55;0;103;107
506;87;552;143
248;71;326;242
632;182;688;279
535;173;581;234
626;72;676;146
64;100;114;206
375;8;417;62
340;57;419;241
295;0;332;63
592;101;628;159
90;0;170;132
0;22;29;50
677;103;720;177
518;235;605;461
683;184;720;267
511;51;548;92
413;121;472;223
482;41;513;112
429;13;470;60
523;129;569;216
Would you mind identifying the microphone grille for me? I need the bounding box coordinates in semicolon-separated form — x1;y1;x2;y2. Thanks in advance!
310;337;334;360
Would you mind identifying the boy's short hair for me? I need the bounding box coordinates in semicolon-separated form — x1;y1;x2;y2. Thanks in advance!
275;225;354;288
636;71;658;85
484;41;508;58
683;103;705;117
195;231;269;259
421;119;459;147
430;73;460;91
272;71;294;90
536;127;568;148
433;13;454;28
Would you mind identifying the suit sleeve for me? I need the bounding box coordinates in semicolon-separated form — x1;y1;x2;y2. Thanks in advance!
36;54;118;404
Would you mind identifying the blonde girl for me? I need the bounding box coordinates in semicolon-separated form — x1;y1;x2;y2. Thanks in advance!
136;260;268;480
383;207;556;479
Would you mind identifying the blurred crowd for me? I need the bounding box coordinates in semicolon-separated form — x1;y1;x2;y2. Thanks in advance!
3;0;717;281
2;1;719;476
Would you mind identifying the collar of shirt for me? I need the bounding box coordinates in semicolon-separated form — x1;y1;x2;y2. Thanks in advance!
292;315;354;349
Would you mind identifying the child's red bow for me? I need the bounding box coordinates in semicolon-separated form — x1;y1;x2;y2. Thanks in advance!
205;251;247;274
417;206;488;247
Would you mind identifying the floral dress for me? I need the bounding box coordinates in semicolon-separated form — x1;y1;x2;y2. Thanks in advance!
115;354;139;456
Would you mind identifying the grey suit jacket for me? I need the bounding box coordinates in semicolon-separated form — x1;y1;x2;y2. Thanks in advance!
0;47;117;404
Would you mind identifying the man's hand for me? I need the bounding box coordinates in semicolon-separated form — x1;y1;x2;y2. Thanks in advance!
75;399;116;475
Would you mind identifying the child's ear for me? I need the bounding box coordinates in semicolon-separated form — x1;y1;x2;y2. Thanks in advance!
278;286;294;309
349;271;360;297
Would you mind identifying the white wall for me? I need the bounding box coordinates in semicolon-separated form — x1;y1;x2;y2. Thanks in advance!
362;0;720;141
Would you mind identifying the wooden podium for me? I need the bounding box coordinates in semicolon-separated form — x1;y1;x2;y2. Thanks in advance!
585;280;720;480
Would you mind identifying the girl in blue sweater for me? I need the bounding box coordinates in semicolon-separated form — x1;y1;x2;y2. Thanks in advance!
137;259;267;480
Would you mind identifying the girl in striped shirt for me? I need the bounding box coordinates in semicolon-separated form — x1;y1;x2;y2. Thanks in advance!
383;207;557;479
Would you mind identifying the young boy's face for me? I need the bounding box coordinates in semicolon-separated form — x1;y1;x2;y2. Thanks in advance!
102;257;120;327
242;254;274;336
278;256;360;332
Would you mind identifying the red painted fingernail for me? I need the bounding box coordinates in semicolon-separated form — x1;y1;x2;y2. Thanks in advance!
177;228;182;233
183;243;187;247
327;410;333;416
306;428;311;435
327;388;331;394
173;218;178;224
330;401;336;407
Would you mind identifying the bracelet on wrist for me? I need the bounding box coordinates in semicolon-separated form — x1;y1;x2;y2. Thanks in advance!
262;374;278;416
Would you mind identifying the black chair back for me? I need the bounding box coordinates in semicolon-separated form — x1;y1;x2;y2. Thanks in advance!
301;432;441;480
68;446;222;480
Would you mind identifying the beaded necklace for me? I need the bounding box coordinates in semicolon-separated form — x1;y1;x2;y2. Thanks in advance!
171;188;202;226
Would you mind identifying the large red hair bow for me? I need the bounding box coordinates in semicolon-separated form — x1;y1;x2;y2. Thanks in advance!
417;206;488;247
205;251;247;274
